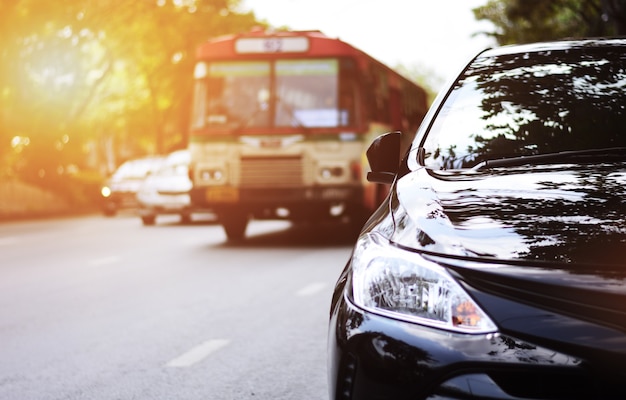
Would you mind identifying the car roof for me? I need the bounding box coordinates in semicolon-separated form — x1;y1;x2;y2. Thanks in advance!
113;156;164;177
164;149;190;165
479;37;626;58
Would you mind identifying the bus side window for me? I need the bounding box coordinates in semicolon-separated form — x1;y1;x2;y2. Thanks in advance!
339;60;357;127
390;87;403;130
367;64;391;124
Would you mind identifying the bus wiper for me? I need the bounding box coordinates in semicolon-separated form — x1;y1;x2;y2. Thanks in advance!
230;96;311;134
230;106;267;134
231;108;255;133
275;96;311;133
472;147;626;170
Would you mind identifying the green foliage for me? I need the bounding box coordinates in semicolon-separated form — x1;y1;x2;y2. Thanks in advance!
0;0;264;203
473;0;626;45
393;63;443;106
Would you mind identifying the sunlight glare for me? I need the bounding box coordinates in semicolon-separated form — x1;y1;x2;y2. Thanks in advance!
11;136;31;151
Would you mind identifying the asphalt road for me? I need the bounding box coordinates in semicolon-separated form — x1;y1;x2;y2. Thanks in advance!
0;213;356;400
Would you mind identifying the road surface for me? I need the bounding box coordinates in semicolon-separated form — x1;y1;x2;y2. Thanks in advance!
0;213;356;400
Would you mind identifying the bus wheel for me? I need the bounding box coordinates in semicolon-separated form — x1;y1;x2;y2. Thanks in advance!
220;213;249;241
180;213;192;224
141;215;156;226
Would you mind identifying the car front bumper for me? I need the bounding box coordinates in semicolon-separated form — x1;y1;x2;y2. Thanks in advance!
101;191;139;209
329;288;626;400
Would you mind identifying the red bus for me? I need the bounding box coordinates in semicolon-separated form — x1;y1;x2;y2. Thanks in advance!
188;28;428;241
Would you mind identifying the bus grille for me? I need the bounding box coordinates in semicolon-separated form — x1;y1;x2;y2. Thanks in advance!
239;156;303;187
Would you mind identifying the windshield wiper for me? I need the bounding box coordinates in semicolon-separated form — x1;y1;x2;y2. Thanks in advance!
472;147;626;170
230;107;266;134
230;95;311;134
274;96;311;133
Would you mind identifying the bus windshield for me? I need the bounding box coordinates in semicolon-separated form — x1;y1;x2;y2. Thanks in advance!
191;58;355;131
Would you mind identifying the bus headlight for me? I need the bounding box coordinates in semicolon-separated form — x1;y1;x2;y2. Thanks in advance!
350;232;497;334
199;168;225;182
320;166;344;179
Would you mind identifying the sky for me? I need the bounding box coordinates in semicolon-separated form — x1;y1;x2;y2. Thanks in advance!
241;0;497;90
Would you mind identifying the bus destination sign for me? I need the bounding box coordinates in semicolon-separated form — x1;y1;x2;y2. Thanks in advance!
235;37;309;54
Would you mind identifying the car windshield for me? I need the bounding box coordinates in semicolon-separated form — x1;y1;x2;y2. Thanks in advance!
112;158;162;179
421;42;626;170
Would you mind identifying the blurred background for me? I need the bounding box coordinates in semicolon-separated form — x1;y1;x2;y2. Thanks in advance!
1;0;625;220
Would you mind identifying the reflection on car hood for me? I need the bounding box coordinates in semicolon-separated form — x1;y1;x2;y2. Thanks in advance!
375;162;626;334
388;163;626;267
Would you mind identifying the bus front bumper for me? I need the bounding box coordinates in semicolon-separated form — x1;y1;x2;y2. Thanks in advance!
189;185;365;220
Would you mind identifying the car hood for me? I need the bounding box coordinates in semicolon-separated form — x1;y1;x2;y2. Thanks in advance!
384;163;626;268
106;176;145;192
373;163;626;337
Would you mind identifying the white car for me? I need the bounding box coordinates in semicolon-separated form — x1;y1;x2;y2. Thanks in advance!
101;156;164;216
136;150;197;225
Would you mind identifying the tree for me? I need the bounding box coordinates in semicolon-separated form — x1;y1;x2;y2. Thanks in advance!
393;63;442;106
0;0;263;203
473;0;626;45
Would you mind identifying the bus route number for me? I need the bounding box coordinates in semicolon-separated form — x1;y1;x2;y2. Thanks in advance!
263;38;283;53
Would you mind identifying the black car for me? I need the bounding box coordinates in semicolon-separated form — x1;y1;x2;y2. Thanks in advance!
328;38;626;400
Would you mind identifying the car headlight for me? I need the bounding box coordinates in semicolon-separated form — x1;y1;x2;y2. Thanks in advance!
351;232;497;334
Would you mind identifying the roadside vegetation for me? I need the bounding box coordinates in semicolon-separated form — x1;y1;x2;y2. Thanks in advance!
0;0;263;216
474;0;626;45
1;0;624;217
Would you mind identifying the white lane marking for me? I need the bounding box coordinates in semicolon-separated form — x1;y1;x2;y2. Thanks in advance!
296;282;327;297
165;339;230;368
88;256;120;266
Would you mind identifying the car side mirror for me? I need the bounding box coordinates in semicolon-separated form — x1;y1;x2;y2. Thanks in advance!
366;131;401;184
